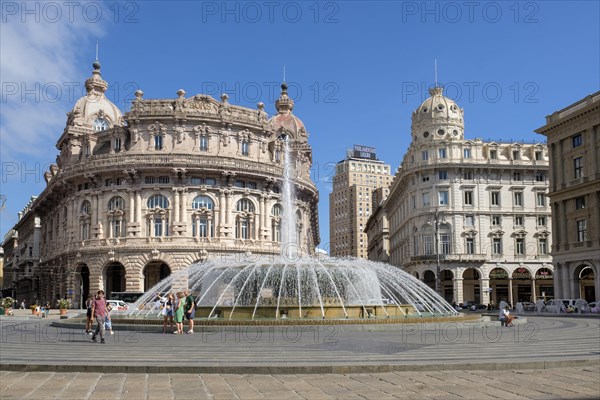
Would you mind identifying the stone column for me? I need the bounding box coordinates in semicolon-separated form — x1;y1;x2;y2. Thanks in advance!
508;278;514;306
480;277;490;305
180;189;187;223
173;188;180;223
219;190;225;236
258;196;264;238
531;277;537;302
128;190;135;223
554;263;562;299
562;263;571;298
453;277;464;304
136;191;142;224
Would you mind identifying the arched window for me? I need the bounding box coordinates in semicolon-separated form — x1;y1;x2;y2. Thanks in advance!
192;196;215;238
192;196;214;210
236;199;255;213
93;118;109;132
146;195;169;237
108;196;125;211
80;200;92;240
235;199;255;239
148;195;169;209
271;204;282;242
107;196;126;238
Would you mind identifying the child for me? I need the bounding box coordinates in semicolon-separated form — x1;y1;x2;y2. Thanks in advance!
105;304;115;335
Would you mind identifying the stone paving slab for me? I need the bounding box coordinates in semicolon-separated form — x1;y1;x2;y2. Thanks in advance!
1;367;598;399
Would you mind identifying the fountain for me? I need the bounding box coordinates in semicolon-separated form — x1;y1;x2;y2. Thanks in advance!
124;138;458;321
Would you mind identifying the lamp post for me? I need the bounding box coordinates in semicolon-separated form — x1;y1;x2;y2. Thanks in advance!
430;209;446;296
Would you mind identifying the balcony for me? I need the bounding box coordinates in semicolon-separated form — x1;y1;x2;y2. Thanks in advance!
409;253;488;263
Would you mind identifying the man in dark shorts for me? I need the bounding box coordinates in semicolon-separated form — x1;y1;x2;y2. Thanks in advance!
184;289;195;334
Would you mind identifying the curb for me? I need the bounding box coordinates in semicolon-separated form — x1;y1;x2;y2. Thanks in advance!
1;358;598;375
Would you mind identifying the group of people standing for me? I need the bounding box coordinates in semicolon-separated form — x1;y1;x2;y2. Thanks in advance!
156;290;196;334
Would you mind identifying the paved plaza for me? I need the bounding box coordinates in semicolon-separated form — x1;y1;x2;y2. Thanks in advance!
1;314;599;399
1;367;599;399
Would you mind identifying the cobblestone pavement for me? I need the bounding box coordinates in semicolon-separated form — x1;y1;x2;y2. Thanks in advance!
1;367;599;399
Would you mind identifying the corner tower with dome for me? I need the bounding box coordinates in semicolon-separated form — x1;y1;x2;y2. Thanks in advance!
3;62;319;307
366;85;554;307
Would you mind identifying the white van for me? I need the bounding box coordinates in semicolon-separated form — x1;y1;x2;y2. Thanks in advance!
545;299;588;313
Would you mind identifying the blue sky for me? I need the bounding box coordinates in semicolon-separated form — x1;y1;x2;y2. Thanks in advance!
1;1;599;250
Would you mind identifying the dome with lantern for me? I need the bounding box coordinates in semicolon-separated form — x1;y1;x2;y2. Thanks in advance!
268;82;308;141
65;60;123;132
411;86;464;141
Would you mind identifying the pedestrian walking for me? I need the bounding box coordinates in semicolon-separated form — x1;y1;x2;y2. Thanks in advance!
20;300;26;309
184;289;196;334
85;294;94;334
91;290;108;344
174;291;185;334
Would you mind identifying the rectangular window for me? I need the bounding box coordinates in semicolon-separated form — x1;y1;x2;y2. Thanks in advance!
438;170;448;180
465;215;475;226
490;149;498;159
574;157;583;178
438;148;447;159
463;170;473;180
235;180;245;188
413;236;419;256
464;190;473;205
411;196;416;209
515;238;525;255
422;175;430;182
572;134;583;148
515;216;523;226
491;191;500;206
535;151;543;160
422;150;429;161
513;172;522;181
466;238;474;254
492;238;502;255
440;234;451;254
200;136;209;151
424;235;433;255
577;220;587;242
114;138;121;151
144;177;157;184
191;177;203;185
514;192;523;206
535;172;545;182
575;196;586;210
438;191;449;205
241;141;249;156
512;150;520;160
247;182;257;190
463;148;472;159
422;192;430;207
537;193;546;207
154;135;163;150
537;216;547;226
158;176;170;184
492;215;501;226
539;238;548;255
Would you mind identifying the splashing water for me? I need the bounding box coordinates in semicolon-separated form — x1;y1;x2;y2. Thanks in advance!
123;135;457;319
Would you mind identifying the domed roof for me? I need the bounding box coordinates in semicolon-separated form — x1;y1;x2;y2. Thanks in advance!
268;83;307;139
66;61;123;130
412;87;463;126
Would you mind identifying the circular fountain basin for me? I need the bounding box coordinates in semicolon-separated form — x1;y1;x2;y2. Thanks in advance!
124;257;458;321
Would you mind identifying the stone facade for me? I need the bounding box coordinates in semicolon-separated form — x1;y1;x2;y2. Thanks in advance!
329;152;392;258
366;87;554;306
535;91;600;302
2;62;319;308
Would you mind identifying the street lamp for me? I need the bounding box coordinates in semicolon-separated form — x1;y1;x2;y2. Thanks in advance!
429;209;446;296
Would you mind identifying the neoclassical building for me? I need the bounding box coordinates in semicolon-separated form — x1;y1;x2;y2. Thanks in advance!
2;61;319;307
366;87;554;306
536;91;600;302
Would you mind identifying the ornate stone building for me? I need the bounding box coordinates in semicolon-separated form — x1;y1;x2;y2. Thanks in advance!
366;87;554;306
2;61;319;307
536;91;600;302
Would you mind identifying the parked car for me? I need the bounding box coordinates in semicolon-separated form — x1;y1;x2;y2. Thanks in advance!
522;301;536;311
545;299;589;313
106;300;129;311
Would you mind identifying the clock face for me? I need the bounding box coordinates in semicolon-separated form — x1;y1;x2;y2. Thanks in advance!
93;118;109;132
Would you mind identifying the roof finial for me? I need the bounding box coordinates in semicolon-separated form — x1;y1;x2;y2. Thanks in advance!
434;58;438;88
93;40;101;71
283;64;286;83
